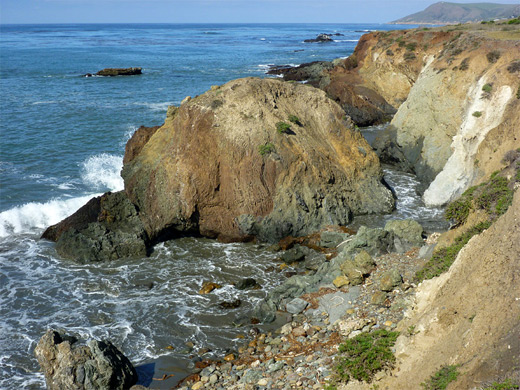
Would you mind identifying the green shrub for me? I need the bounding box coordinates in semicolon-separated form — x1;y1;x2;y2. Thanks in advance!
445;194;474;225
472;111;483;118
276;121;291;134
404;52;416;61
484;379;520;389
475;175;513;216
482;83;493;93
405;42;417;51
421;365;459;390
258;143;275;156
335;330;399;383
507;61;520;73
487;51;501;64
459;58;470;71
288;115;301;125
517;85;520;99
415;222;491;282
508;18;520;25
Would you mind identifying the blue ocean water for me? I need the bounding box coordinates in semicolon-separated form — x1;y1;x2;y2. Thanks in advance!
0;23;428;389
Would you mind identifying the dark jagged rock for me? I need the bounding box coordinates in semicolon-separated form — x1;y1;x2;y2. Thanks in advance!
95;67;142;76
235;278;259;290
43;191;150;263
267;61;334;85
372;126;414;173
304;34;333;43
35;329;137;390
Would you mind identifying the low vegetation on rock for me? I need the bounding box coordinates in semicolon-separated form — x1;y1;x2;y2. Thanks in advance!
258;143;275;156
330;329;399;386
288;114;301;126
487;50;501;64
276;121;292;134
421;365;460;390
483;379;520;390
473;110;483;117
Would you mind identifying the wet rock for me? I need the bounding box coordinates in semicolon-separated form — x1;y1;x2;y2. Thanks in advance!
380;269;403;292
372;128;414;173
219;299;242;309
384;219;424;253
235;278;258;290
34;329;137;390
267;61;334;84
280;245;309;263
339;250;376;285
45;191;150;263
199;282;222;294
319;231;351;248
95;67;142;76
286;298;309;314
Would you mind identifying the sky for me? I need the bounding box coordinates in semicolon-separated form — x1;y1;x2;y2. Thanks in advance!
1;0;520;24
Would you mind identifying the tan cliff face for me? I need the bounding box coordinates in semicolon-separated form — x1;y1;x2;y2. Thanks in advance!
326;25;520;205
121;77;395;242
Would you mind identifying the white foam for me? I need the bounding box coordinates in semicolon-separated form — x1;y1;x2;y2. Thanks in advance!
133;102;171;112
80;153;124;192
32;100;57;105
0;195;96;237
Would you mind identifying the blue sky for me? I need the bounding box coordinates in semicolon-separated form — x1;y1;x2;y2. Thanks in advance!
1;0;520;24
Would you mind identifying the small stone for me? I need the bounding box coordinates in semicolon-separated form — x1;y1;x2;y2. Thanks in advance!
224;353;235;361
192;381;203;390
333;275;349;288
199;282;222;294
209;374;218;384
384;320;393;327
286;298;309;314
281;323;293;335
292;327;307;338
346;309;355;315
371;291;387;305
380;269;402;292
258;378;269;386
201;375;209;383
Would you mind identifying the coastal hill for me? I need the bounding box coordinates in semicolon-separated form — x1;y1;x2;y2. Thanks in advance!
391;2;520;24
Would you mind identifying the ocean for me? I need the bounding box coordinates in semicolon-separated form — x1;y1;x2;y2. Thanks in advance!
0;23;442;389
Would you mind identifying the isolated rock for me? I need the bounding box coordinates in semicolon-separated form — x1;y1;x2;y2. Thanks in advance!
304;34;333;43
338;226;394;258
339;250;376;285
34;329;137;390
122;77;394;243
235;278;258;290
44;191;149;263
319;230;350;248
95;67;142;76
379;269;403;291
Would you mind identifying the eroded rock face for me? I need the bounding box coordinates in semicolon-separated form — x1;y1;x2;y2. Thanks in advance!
34;330;137;390
122;77;395;243
43;191;149;263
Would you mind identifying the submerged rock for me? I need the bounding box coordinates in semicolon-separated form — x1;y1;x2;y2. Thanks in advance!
95;67;142;76
34;329;137;390
42;191;150;263
122;77;394;243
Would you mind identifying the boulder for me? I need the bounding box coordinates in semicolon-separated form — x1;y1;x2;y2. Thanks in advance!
280;245;309;263
34;330;137;390
338;226;395;258
95;67;142;76
267;61;334;84
43;191;150;263
122;77;394;243
319;230;350;248
384;219;424;253
339;250;376;285
379;269;403;291
234;278;258;290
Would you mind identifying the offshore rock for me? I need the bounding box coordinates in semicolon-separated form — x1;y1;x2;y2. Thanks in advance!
95;67;142;76
34;329;137;390
43;191;149;263
304;34;334;43
122;77;394;243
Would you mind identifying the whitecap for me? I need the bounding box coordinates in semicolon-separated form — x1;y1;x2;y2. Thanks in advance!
80;153;124;192
133;102;171;112
0;194;97;237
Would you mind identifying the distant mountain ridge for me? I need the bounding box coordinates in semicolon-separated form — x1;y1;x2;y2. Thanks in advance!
391;2;520;24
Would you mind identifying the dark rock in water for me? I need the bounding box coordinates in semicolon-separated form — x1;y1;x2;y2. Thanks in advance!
43;191;150;263
95;67;142;76
219;299;242;309
304;34;333;43
235;278;258;290
34;329;137;390
124;125;161;165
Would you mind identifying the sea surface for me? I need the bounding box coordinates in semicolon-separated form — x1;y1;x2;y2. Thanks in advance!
0;23;443;389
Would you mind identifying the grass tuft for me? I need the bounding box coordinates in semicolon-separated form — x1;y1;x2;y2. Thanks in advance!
276;121;291;134
421;365;459;390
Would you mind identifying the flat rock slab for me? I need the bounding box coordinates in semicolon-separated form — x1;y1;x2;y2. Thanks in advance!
308;286;361;324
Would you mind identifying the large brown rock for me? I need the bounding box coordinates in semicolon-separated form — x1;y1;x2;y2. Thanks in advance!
35;330;137;390
122;77;395;243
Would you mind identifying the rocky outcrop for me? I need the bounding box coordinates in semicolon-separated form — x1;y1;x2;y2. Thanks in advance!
122;77;395;243
304;34;334;43
123;125;161;165
35;329;137;390
95;67;142;76
42;191;149;263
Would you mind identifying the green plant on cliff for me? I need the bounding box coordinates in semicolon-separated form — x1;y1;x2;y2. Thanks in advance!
421;365;460;390
472;111;483;118
484;379;520;390
507;17;520;25
404;52;416;61
405;42;417;51
482;83;493;93
333;330;399;384
258;143;275;156
288;114;301;126
276;121;291;134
